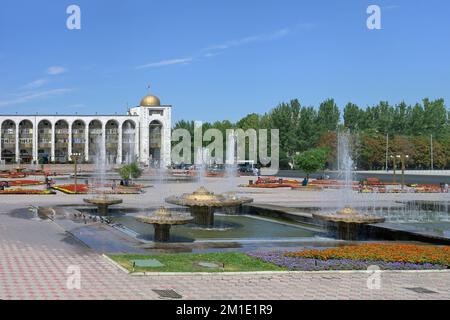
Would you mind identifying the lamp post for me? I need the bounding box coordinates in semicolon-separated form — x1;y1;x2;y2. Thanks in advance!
392;154;409;190
71;153;81;194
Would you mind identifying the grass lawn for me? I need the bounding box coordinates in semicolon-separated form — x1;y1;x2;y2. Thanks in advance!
108;252;286;273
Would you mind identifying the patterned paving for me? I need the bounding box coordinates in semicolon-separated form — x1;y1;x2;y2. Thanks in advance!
0;213;449;300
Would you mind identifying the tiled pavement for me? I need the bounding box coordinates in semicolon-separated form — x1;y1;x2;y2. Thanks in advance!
0;212;449;300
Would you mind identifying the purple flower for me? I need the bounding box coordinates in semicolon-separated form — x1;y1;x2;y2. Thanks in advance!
247;252;446;271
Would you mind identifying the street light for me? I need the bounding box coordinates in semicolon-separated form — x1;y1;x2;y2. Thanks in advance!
390;154;409;189
393;154;409;190
71;153;81;194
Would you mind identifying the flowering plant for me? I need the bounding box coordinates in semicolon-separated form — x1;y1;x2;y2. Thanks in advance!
52;184;89;194
248;251;447;271
286;244;450;266
7;180;44;186
0;189;56;195
53;184;141;194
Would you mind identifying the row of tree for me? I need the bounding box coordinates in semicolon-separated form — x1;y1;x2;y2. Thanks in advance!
173;98;450;170
343;98;449;137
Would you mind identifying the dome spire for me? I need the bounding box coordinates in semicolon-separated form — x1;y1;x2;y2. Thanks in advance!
140;84;161;106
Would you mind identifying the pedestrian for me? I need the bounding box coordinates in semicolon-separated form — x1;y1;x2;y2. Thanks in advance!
302;177;308;186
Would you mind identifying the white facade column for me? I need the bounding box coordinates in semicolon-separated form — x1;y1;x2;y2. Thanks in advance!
68;123;72;161
102;121;106;162
51;122;55;162
84;125;89;162
142;121;150;165
0;124;2;161
136;122;141;163
15;122;19;163
33;118;38;163
164;108;172;167
117;124;123;165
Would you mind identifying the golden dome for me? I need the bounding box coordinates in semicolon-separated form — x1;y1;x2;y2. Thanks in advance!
140;95;161;107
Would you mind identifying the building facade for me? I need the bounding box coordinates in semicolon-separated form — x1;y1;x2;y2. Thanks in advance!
0;94;172;167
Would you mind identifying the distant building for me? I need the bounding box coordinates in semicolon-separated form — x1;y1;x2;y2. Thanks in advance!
0;93;171;167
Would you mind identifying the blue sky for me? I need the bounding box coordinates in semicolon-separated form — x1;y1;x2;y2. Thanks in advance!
0;0;449;123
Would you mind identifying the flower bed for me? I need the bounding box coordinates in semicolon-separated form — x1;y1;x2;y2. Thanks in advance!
248;183;301;189
247;252;446;271
4;180;44;187
359;187;443;193
244;178;364;190
0;173;27;179
0;189;56;195
52;184;90;194
287;244;450;266
243;177;303;189
53;184;141;194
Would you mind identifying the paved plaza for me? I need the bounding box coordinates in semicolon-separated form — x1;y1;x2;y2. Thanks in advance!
0;177;449;300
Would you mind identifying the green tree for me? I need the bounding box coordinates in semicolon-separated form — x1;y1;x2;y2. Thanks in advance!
358;133;385;170
343;103;362;132
422;98;447;137
119;162;143;184
407;103;424;135
298;106;318;150
236;113;260;130
172;97;450;170
316;131;337;168
375;101;394;134
294;148;329;178
268;100;301;160
316;99;340;133
392;101;409;134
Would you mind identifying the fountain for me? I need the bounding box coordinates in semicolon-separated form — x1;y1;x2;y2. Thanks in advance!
83;194;123;215
313;131;385;240
195;147;208;185
83;135;122;215
225;131;238;191
165;186;253;227
313;206;385;240
136;207;193;242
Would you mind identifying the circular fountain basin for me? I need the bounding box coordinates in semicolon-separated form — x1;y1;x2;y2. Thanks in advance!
165;186;253;227
313;207;385;240
313;207;385;224
136;207;193;242
83;196;123;215
166;187;253;207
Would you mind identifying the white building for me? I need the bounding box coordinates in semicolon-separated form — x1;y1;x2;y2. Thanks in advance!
0;93;172;167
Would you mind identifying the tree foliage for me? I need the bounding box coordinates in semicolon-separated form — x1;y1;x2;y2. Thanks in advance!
173;97;450;170
119;162;143;181
294;148;330;176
